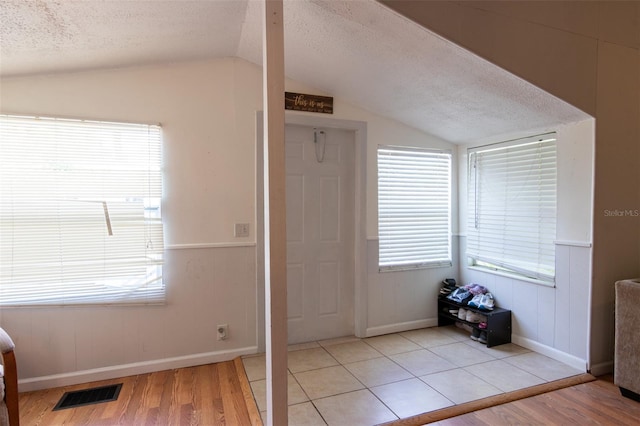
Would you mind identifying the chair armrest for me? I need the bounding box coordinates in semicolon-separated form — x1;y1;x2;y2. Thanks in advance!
0;329;14;354
0;328;19;426
1;350;19;426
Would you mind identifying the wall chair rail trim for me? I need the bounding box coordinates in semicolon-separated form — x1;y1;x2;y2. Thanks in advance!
165;242;257;250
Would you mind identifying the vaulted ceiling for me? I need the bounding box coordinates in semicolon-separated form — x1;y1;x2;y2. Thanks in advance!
0;0;589;143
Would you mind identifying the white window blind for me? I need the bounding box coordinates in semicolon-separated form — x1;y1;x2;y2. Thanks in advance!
467;134;557;282
0;114;164;306
378;146;452;271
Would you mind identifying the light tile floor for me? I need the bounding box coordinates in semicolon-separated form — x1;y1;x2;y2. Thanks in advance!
242;325;583;426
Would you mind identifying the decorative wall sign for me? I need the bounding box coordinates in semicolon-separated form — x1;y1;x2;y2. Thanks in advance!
285;92;333;114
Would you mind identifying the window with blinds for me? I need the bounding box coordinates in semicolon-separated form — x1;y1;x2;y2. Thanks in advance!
377;146;452;271
0;114;164;306
467;134;557;283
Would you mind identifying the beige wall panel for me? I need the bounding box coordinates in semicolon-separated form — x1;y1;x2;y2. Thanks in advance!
591;40;640;367
456;4;598;116
380;1;465;46
597;1;640;49
593;46;640;211
381;0;599;115
382;0;639;372
462;1;599;40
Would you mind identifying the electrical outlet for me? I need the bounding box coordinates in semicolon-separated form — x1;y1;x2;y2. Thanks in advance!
234;223;250;238
217;324;228;341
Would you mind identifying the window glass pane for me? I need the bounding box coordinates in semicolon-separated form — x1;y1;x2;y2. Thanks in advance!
377;146;452;271
467;134;557;282
0;114;164;306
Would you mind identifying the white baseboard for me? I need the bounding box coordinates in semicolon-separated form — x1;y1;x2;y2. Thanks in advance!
18;346;258;392
364;318;438;337
590;360;614;376
511;335;587;372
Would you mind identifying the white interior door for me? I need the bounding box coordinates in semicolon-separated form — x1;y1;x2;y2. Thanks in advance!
285;124;355;344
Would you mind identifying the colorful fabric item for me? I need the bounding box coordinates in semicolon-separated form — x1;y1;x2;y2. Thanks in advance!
447;287;472;304
464;283;488;295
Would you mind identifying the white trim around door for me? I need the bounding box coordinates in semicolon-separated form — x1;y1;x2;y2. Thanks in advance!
256;112;368;351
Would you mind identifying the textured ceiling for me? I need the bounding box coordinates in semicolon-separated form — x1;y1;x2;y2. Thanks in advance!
0;0;248;74
0;0;589;143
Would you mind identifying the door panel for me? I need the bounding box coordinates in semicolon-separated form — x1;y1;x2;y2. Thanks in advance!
285;174;304;242
317;261;339;315
285;124;355;344
287;264;304;319
319;176;340;242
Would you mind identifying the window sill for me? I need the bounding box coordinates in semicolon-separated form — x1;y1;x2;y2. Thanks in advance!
467;265;555;288
379;262;453;273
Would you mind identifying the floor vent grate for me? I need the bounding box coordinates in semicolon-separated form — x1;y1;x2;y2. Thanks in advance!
53;383;123;411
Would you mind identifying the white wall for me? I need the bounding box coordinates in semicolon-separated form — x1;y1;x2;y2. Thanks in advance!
1;59;259;244
457;119;595;370
283;79;460;337
0;58;262;390
382;0;639;378
0;57;457;389
283;79;458;240
0;56;592;388
364;239;458;335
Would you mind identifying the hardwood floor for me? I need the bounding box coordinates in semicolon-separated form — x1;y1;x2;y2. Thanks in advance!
19;359;261;426
18;361;640;426
434;375;640;426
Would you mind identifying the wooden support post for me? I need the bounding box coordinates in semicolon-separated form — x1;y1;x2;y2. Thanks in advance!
262;0;288;425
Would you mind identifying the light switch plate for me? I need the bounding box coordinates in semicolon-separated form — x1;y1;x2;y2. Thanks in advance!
234;223;250;237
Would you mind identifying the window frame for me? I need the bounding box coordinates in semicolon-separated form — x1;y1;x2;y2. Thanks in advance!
466;133;557;285
0;114;165;307
377;145;452;272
